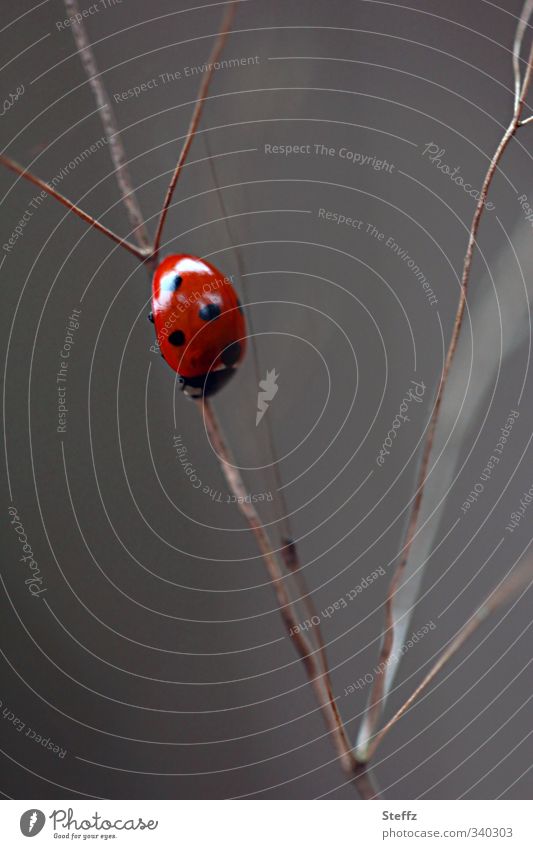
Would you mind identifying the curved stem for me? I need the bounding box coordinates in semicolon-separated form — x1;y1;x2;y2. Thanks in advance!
64;0;152;253
360;13;533;757
513;0;533;113
200;398;356;774
153;2;237;260
0;153;148;262
365;559;533;761
204;135;332;681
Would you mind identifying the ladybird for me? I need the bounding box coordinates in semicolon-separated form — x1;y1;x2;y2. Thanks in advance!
151;254;246;398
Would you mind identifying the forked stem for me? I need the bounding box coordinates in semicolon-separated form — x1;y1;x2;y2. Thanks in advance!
0;153;149;262
4;0;528;799
152;2;238;260
64;0;152;253
360;2;533;756
364;559;533;762
204;134;333;681
200;399;361;775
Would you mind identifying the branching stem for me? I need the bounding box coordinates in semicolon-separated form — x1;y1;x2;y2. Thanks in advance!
364;560;533;761
0;153;148;262
361;5;533;756
64;0;152;254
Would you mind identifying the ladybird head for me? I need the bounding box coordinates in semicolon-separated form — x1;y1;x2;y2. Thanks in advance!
151;254;246;397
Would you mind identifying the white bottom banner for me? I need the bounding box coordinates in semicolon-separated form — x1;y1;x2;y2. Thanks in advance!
0;800;530;848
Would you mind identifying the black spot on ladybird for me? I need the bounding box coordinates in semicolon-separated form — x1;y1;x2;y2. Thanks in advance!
199;303;221;321
162;273;183;292
221;341;241;366
168;329;185;346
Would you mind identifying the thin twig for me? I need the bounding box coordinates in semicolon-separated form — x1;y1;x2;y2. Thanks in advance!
203;135;334;681
0;153;148;261
152;2;237;259
64;0;152;253
200;398;357;774
513;0;533;113
202;397;382;797
364;559;533;761
61;0;360;784
61;0;351;773
359;6;533;758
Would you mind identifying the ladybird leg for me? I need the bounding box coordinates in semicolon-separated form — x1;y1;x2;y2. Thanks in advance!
152;0;238;259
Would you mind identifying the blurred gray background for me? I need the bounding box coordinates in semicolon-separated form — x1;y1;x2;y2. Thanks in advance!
0;0;531;799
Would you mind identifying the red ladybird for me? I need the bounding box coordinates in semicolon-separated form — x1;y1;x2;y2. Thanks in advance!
150;254;246;398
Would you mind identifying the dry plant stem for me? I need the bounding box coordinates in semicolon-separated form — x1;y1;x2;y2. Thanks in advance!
64;0;151;254
282;544;333;681
513;0;533;113
201;145;377;796
362;31;533;754
2;0;377;796
0;153;148;262
352;761;381;799
201;398;382;797
364;560;533;761
59;0;376;796
152;1;237;259
200;398;356;774
203;138;333;683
